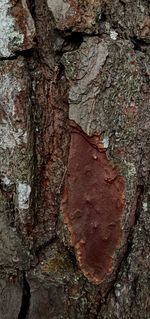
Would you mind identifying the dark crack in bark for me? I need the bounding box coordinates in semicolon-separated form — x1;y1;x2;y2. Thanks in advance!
18;272;30;319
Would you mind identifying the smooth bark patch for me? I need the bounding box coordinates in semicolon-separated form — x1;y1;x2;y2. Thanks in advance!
61;122;125;284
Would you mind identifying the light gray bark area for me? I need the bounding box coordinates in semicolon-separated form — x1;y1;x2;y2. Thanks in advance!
0;280;22;319
0;0;150;318
62;37;109;135
0;0;35;57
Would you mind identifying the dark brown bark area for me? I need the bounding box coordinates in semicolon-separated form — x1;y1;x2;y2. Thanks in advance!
0;0;150;318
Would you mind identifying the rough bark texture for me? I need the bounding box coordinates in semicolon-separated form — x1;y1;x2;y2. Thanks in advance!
0;0;150;318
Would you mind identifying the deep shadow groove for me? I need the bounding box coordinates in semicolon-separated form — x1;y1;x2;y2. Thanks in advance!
130;36;150;51
26;0;35;18
119;0;126;10
55;31;84;55
56;62;65;80
62;32;84;52
67;247;78;270
0;48;35;61
100;11;107;23
98;3;107;24
15;48;36;58
0;55;18;61
134;184;144;223
18;272;30;319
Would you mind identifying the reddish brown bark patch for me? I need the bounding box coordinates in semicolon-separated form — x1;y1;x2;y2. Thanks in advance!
61;123;125;284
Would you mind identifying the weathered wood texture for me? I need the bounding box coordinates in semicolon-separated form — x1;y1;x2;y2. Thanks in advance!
0;0;150;318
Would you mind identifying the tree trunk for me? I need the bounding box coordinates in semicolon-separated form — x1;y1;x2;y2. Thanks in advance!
0;1;150;318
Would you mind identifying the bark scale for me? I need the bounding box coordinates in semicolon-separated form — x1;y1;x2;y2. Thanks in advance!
0;0;150;318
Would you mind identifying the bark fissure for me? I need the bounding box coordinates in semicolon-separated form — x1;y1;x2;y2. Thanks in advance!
18;272;30;319
130;36;150;51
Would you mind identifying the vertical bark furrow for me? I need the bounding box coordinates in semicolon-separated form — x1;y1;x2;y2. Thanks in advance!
18;273;30;319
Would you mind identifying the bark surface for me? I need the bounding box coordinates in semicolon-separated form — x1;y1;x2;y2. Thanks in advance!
0;0;150;318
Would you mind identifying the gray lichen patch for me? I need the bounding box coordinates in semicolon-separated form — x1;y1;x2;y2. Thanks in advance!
0;0;35;57
0;0;23;57
0;57;32;236
17;182;31;210
0;59;27;153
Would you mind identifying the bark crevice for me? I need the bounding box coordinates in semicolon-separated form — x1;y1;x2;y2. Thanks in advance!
18;272;31;319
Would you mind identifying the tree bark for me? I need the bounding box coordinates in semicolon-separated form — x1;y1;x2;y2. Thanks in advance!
0;0;150;318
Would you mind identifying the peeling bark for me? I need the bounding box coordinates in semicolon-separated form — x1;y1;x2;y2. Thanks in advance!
0;0;150;318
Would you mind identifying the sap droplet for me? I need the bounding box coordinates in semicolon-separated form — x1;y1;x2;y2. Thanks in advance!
93;154;98;160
